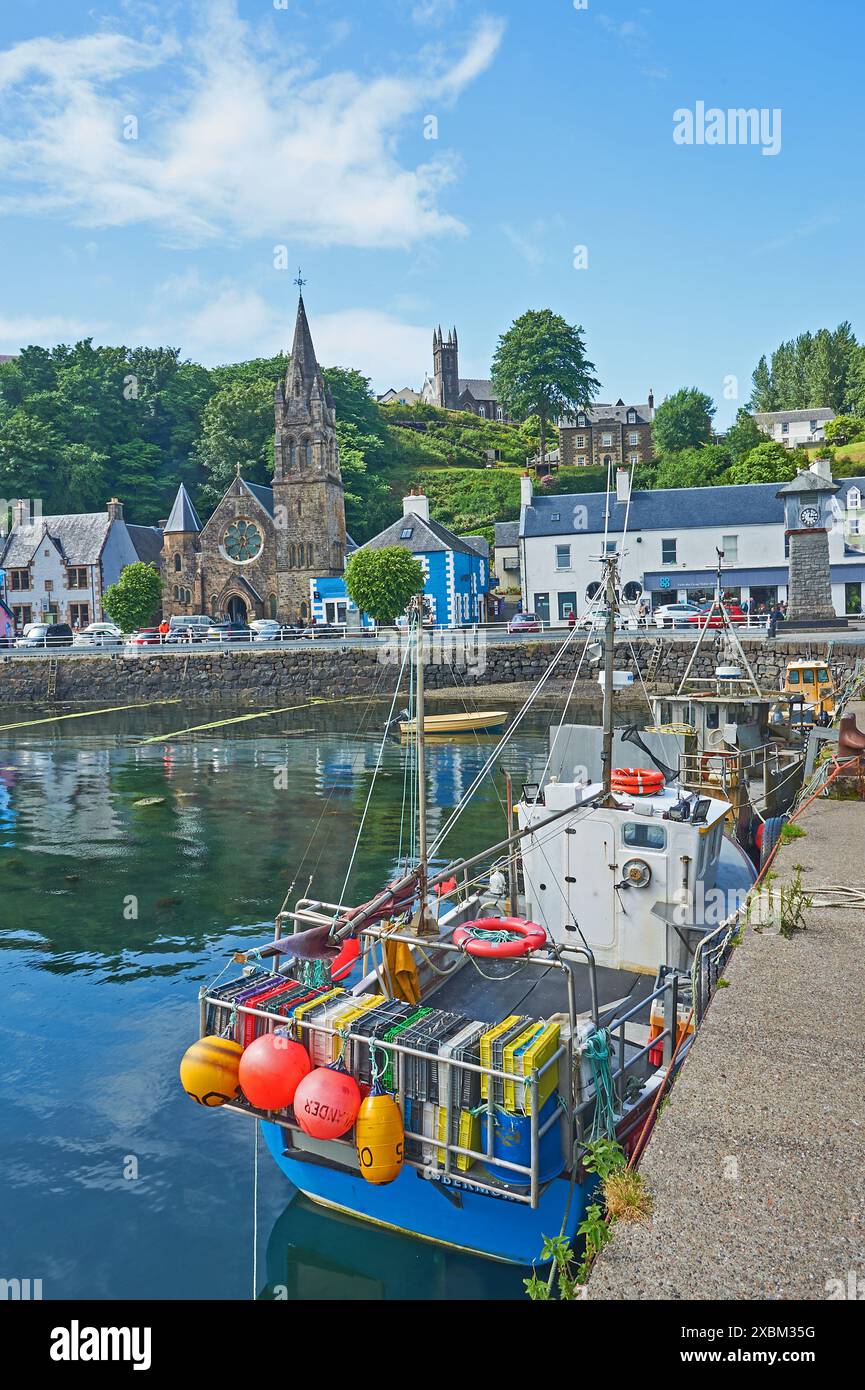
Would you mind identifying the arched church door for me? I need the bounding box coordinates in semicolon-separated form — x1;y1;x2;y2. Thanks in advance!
226;596;248;623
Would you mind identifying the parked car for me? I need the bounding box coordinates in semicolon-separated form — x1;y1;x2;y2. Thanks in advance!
126;628;162;647
653;602;703;629
249;619;281;636
206;621;254;643
302;622;348;639
72;622;123;648
687;603;747;630
507;612;542;634
15;622;74;648
253;623;303;643
578;608;624;632
168;615;211;642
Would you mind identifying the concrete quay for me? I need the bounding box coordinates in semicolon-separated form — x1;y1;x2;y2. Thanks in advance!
587;776;865;1301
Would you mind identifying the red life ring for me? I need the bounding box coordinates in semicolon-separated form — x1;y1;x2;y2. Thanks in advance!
452;916;547;959
611;766;665;796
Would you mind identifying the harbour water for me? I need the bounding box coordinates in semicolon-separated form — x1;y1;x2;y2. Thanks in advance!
0;699;580;1300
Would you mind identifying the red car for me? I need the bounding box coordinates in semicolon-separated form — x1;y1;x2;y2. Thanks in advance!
507;612;542;634
687;603;747;630
126;628;163;646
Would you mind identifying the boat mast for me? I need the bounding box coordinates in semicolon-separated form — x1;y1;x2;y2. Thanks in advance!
413;595;428;902
601;552;618;800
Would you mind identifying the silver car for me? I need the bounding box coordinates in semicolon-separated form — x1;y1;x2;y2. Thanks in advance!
653;602;703;629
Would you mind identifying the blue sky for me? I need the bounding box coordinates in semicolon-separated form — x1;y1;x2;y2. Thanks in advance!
0;0;861;424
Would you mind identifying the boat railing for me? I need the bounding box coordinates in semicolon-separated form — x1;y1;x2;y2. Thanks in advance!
677;740;801;792
692;919;736;1025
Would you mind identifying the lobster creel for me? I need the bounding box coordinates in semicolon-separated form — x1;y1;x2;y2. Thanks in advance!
610;766;665;796
452;916;547;959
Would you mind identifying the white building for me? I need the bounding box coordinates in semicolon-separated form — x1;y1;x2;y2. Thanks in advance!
518;466;865;625
752;408;834;447
0;498;156;630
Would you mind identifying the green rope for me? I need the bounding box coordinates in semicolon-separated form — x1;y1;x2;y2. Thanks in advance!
299;959;329;989
462;926;523;944
583;1029;617;1141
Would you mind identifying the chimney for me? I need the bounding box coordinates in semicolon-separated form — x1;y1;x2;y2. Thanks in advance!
616;467;631;504
520;471;534;507
158;519;168;531
12;498;30;528
107;497;123;522
402;488;430;522
648;388;655;416
809;457;833;483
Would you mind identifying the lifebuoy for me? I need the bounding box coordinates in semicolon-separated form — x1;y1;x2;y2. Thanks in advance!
699;749;736;781
611;766;665;796
452;916;547;959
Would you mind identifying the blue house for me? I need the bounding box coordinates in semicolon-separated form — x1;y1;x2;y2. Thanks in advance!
310;491;490;628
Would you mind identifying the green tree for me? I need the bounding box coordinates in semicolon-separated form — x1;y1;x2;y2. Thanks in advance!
824;414;865;445
725;408;767;463
651;387;715;455
652;443;730;489
102;562;163;631
491;309;600;471
749;355;775;412
195;377;276;504
724;440;802;485
345;546;425;624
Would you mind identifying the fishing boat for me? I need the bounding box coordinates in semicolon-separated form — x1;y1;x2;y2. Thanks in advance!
398;710;509;737
182;554;756;1266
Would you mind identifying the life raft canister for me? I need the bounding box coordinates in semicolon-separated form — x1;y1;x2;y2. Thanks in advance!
452;916;547;959
611;766;665;796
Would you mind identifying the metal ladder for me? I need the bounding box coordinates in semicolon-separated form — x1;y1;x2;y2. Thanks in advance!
47;657;58;700
645;639;664;684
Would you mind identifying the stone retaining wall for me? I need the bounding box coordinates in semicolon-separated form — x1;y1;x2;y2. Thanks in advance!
0;635;861;706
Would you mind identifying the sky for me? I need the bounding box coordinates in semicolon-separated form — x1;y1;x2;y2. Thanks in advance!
0;0;862;426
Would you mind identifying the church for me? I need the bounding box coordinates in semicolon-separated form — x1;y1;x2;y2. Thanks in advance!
419;327;508;420
161;296;348;626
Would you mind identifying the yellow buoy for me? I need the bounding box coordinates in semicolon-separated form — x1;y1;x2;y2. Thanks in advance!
180;1036;243;1107
355;1092;405;1185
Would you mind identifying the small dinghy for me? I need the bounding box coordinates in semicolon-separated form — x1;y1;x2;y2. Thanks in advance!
398;711;508;737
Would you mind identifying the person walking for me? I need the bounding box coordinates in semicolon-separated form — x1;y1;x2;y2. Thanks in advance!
766;602;780;639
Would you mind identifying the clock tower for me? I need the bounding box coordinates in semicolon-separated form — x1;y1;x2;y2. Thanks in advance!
776;461;846;629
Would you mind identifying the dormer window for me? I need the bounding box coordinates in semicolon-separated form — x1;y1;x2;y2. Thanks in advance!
627;410;636;424
848;487;861;511
400;527;414;540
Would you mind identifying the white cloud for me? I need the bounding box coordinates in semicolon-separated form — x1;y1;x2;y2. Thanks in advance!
0;314;106;351
0;0;505;250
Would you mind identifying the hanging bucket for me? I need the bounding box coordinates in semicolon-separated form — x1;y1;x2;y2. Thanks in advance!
480;1093;563;1186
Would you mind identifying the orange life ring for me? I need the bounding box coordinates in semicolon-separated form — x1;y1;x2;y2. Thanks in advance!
452;916;547;959
699;750;736;780
611;766;665;795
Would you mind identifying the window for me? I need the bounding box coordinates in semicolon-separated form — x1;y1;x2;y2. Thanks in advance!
578;456;587;466
534;593;550;623
629;454;638;466
174;553;182;572
605;540;617;555
478;405;486;417
400;527;414;540
496;406;504;421
550;512;560;522
810;419;818;432
69;603;90;627
557;591;577;620
781;421;789;434
304;440;313;467
10;570;30;591
845;582;862;615
787;669;800;685
67;567;88;588
307;543;314;566
576;434;586;448
578;414;587;427
601;432;613;447
623;822;666;849
13;605;32;627
847;487;861;511
269;594;278;618
297;500;302;517
555;544;571;570
627;410;636;424
44;579;53;592
629;431;639;446
721;534;738;563
289;544;296;566
211;595;219;616
289;440;297;467
662;538;677;564
817;668;830;683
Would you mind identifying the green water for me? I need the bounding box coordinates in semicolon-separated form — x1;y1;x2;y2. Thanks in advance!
0;698;566;1300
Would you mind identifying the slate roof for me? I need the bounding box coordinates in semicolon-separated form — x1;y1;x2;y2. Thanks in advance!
460;534;489;560
754;408;834;425
363;512;480;556
459;378;497;401
164;483;202;534
520;476;865;539
561;402;653;427
776;471;840;496
0;513;111;567
241;480;275;516
494;521;519;547
127;525;164;565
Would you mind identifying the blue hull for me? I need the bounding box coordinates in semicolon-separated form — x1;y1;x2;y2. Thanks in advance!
261;1121;593;1265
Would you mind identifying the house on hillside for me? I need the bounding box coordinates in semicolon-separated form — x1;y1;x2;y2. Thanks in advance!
311;490;490;628
556;396;655;473
751;408;834;447
0;498;143;629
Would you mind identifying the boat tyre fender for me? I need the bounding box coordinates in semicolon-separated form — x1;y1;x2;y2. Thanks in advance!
760;815;788;868
452;916;547;959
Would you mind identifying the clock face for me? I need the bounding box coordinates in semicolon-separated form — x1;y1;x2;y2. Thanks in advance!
223;518;263;562
799;506;820;528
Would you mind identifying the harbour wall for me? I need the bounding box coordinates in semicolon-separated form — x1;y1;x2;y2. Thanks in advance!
1;636;862;707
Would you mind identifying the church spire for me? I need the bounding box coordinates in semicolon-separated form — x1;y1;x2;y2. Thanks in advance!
285;293;326;403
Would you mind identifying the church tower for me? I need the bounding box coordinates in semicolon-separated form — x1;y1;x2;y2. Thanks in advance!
273;295;347;621
433;325;460;409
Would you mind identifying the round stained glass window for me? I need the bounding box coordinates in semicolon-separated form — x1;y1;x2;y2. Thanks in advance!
223;518;263;562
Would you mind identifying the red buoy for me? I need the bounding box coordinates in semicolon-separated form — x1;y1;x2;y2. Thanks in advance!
238;1034;311;1111
293;1066;361;1139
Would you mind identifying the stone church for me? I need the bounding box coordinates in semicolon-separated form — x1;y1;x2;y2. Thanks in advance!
161;296;347;625
419;327;507;420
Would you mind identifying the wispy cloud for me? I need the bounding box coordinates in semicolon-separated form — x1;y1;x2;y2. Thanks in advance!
502;221;547;269
0;0;505;250
0;314;107;351
752;213;840;256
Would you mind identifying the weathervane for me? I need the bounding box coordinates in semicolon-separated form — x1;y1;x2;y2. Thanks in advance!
294;267;307;292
